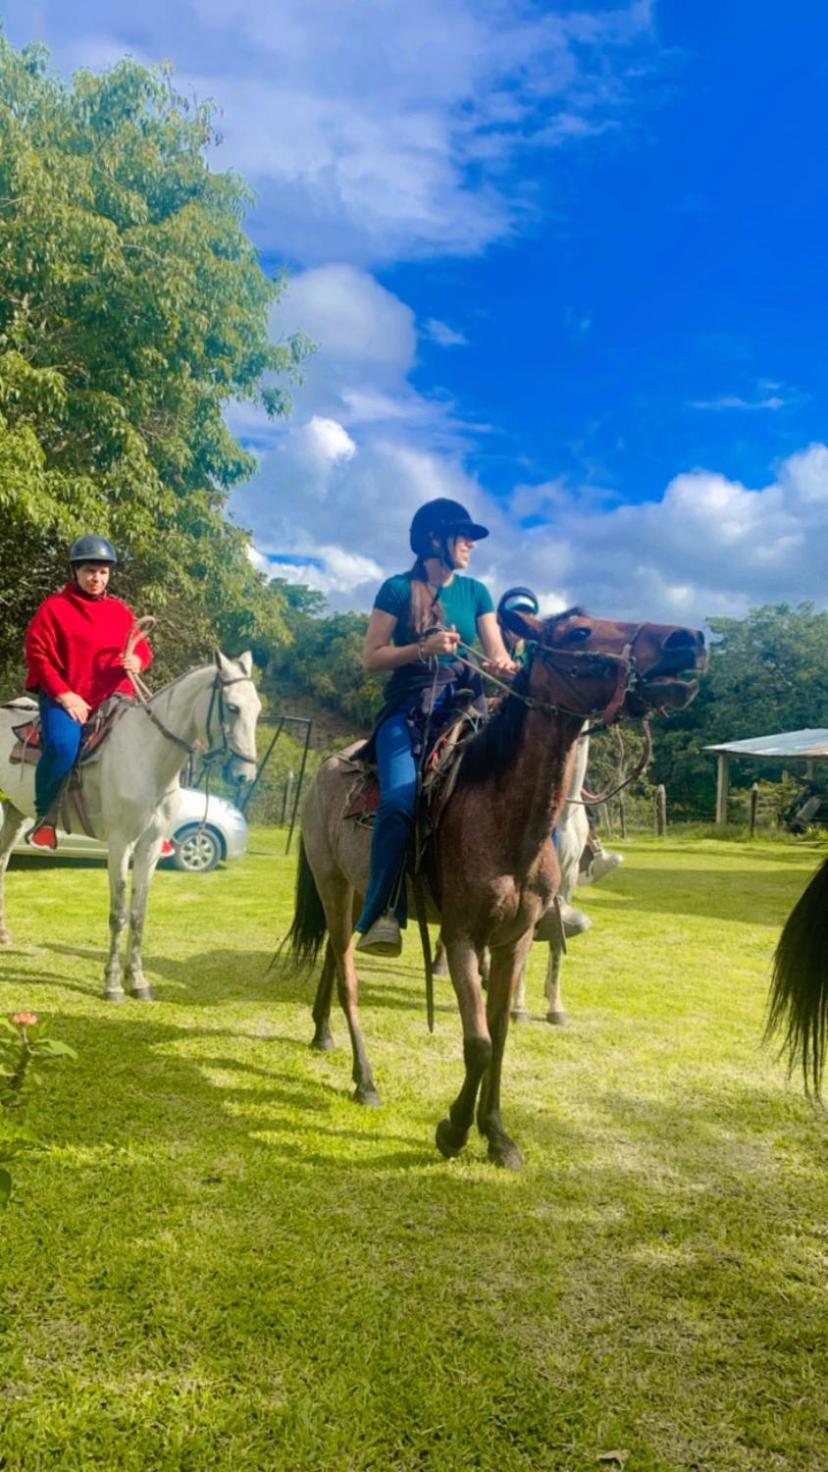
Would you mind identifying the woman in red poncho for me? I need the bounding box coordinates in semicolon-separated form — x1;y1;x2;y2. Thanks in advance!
23;535;152;849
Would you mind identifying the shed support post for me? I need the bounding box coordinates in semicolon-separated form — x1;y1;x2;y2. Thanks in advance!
715;753;730;826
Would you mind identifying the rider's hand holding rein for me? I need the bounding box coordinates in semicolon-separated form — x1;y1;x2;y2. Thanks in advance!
122;651;142;675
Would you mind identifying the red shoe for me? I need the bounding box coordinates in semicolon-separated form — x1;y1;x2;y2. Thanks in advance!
26;822;58;851
160;839;175;857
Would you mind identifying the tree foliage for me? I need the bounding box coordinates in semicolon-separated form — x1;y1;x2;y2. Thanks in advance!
0;36;309;688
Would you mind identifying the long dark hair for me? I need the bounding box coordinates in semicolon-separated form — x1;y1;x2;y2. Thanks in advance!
406;558;446;637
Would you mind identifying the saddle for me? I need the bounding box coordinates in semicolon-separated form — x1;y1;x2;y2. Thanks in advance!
343;700;481;836
5;695;128;769
2;696;129;838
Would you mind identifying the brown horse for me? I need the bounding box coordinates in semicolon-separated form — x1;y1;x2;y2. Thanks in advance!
286;607;706;1169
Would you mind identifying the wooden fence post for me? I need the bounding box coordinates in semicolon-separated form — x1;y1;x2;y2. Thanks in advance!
749;782;759;837
618;794;627;839
654;784;667;836
281;769;294;826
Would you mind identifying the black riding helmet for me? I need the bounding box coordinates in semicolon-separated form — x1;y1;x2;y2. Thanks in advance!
69;535;118;566
409;498;489;564
497;585;539;620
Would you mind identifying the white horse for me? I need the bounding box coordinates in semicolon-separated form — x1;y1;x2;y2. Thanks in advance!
0;652;260;1000
512;724;621;1025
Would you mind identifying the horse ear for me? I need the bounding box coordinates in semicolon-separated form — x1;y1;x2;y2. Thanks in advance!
214;649;232;678
237;650;253;677
500;608;542;641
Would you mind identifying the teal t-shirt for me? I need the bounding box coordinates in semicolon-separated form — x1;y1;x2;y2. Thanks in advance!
374;571;494;704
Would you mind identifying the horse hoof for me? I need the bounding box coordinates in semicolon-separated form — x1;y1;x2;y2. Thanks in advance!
130;987;155;1002
435;1116;466;1159
489;1139;524;1171
353;1084;381;1108
103;989;125;1004
545;1010;568;1027
510;1008;530;1023
310;1029;336;1052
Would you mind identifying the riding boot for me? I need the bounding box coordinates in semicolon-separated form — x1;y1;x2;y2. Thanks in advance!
534;898;591;943
355;910;403;957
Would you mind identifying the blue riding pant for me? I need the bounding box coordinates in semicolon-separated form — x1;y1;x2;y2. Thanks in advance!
35;694;83;818
355;707;419;934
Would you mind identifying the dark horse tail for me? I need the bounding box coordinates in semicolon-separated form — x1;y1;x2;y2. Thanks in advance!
284;837;328;972
766;853;828;1096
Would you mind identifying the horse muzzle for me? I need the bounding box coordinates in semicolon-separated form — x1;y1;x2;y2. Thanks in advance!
223;755;257;787
628;628;707;714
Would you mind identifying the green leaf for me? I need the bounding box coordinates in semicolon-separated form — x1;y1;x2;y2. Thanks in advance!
0;1167;11;1206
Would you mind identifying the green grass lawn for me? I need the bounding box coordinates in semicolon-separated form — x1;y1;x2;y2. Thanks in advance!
0;833;826;1471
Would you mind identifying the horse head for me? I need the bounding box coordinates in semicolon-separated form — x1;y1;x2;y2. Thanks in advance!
211;650;262;786
500;606;707;722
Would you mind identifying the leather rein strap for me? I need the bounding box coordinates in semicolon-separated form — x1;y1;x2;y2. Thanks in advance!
123;620;256;763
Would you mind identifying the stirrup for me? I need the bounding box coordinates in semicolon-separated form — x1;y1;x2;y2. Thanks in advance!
534;898;591;944
26;821;58;851
356;912;403;957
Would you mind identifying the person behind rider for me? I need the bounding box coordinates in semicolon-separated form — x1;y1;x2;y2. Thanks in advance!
355;499;517;957
23;535;154;850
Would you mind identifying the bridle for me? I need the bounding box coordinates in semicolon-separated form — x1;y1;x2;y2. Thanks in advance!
453;623;647;727
452;624;655;804
123;622;257;767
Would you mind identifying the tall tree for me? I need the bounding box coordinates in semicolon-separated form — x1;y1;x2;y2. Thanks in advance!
0;37;309;686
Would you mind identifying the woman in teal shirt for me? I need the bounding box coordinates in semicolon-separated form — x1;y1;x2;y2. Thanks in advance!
356;498;516;956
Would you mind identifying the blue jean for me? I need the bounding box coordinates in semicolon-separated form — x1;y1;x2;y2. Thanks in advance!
355;708;419;934
35;694;83;818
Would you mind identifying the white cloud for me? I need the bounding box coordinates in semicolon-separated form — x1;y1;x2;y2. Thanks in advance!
689;393;786;411
424;319;469;348
5;0;661;264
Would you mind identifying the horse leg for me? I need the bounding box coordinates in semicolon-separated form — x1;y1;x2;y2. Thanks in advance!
104;841;132;1001
310;940;337;1051
0;804;26;946
544;941;568;1026
125;830;163;1001
511;957;530;1022
432;935;449;978
476;938;533;1171
324;887;379;1106
435;939;491;1159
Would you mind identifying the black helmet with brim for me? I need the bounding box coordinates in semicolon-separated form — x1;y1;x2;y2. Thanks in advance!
409;498;489;558
69;535;118;565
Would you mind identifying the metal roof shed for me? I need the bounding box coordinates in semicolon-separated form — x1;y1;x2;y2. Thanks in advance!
705;729;828;824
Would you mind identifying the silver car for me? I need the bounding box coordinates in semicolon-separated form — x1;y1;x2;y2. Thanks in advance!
9;788;248;873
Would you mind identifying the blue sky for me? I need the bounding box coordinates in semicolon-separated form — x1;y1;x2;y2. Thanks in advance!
4;0;827;624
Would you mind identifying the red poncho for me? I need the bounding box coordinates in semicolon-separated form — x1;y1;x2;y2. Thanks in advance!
25;583;152;707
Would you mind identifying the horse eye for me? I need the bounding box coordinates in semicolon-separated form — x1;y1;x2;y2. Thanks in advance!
564;627;591;644
226;703;240;714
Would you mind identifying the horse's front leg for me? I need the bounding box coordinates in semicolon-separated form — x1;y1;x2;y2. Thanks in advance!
104;841;132;1001
435;938;491;1160
0;804;26;946
125;828;164;1001
511;957;530;1022
544;940;567;1025
477;934;534;1170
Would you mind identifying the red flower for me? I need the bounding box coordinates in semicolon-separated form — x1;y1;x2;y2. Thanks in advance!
11;1012;39;1027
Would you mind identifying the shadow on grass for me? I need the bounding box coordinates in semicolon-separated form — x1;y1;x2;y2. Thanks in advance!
587;861;813;927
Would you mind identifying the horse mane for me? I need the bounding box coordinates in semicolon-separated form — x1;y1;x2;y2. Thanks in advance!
456;607;588;789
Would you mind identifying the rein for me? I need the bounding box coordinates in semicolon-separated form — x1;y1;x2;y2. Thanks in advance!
451;630;654;804
123;621;257;765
